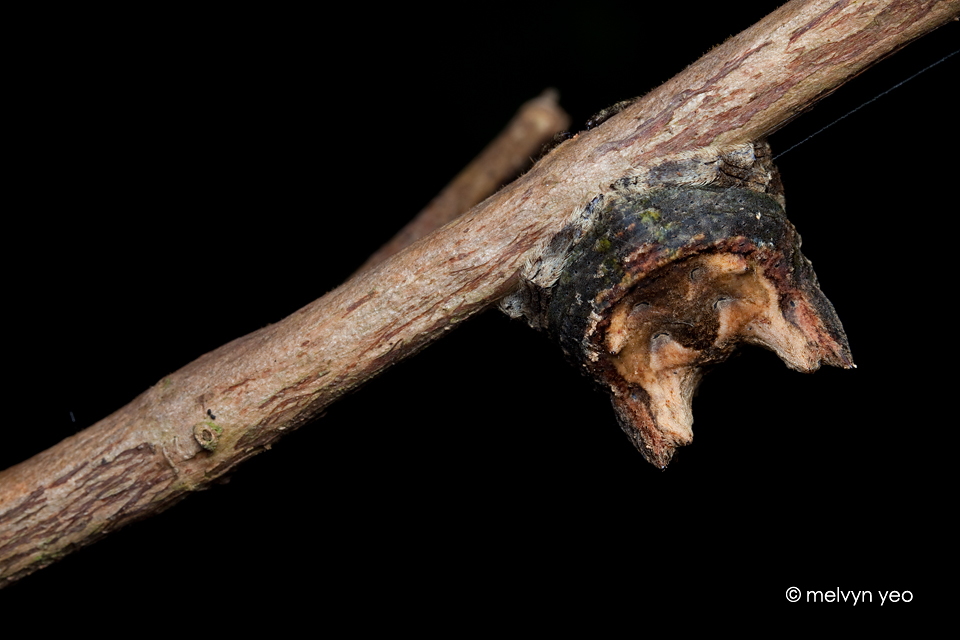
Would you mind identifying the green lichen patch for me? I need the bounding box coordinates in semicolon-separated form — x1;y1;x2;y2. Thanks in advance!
637;207;662;224
193;421;223;452
636;207;676;242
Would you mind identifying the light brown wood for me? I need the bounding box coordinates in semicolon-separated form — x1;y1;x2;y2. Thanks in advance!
2;0;957;587
353;89;571;274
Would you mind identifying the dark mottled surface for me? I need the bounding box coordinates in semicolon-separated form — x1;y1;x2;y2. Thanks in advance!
546;186;795;361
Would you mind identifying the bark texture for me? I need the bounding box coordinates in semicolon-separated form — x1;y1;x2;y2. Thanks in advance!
2;0;957;587
353;90;571;274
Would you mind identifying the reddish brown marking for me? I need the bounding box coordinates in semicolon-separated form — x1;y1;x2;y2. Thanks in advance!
258;371;327;410
614;42;773;160
0;489;47;529
343;291;377;315
225;377;256;394
789;0;848;43
51;462;89;487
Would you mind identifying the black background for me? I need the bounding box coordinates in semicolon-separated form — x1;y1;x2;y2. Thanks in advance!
4;4;956;624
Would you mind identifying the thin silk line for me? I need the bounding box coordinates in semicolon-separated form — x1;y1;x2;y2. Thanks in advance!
774;49;957;159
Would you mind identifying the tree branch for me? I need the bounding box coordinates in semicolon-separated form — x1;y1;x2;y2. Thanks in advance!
353;89;571;274
2;0;957;588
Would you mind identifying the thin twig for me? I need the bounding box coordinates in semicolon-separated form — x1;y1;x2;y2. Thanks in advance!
2;0;957;587
353;89;571;274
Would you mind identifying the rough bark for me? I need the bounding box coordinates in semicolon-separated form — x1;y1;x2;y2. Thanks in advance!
353;90;571;274
2;0;957;587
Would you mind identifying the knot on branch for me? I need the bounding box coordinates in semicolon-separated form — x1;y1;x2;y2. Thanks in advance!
501;142;851;467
